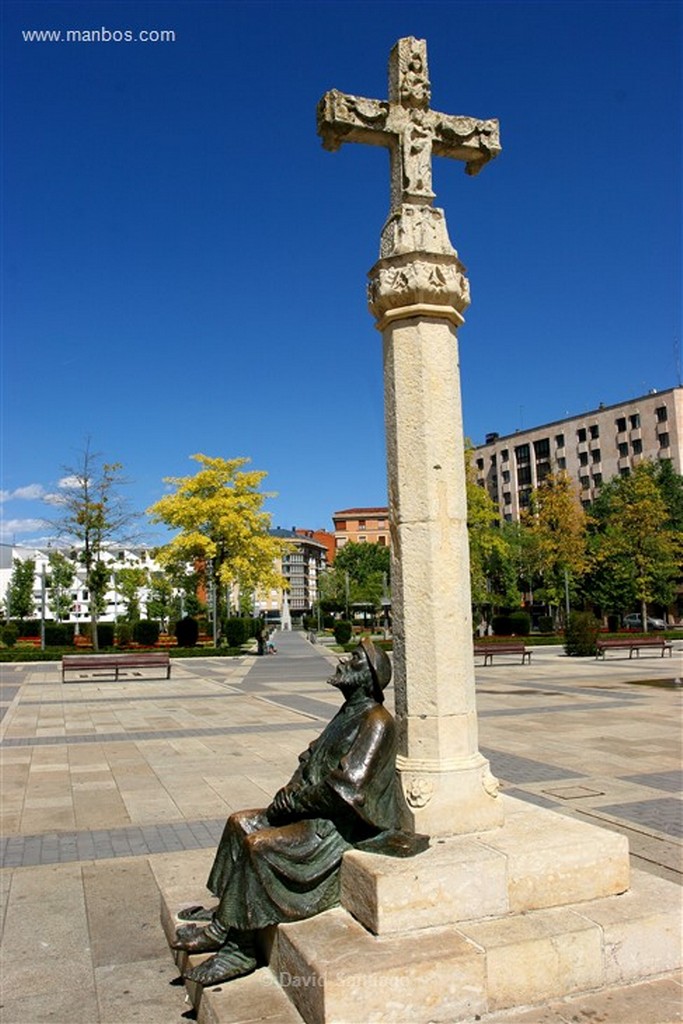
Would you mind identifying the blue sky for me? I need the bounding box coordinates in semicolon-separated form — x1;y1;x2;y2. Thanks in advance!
2;0;680;546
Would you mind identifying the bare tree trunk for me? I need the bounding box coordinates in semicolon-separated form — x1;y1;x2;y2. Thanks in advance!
641;599;648;633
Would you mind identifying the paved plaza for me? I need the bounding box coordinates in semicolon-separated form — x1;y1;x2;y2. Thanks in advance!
0;633;681;1023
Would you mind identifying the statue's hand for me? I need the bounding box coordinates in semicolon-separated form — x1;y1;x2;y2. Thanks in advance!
266;786;297;823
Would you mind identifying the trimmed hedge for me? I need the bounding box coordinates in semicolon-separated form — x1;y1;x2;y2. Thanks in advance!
133;620;160;646
175;616;199;648
565;611;601;657
334;621;353;645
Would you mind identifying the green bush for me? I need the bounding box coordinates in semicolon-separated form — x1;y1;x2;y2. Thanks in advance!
564;611;601;657
509;611;531;636
16;619;41;637
116;622;134;648
1;623;19;647
175;616;199;648
133;620;160;646
491;614;512;636
334;620;353;645
97;623;115;647
224;618;250;647
44;623;74;647
538;615;554;634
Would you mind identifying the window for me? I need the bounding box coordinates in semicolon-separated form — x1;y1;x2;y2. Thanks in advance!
358;520;366;529
537;462;551;482
476;458;484;470
580;476;590;490
557;457;566;469
590;424;600;439
616;417;627;432
555;433;565;447
579;452;589;466
576;427;587;443
358;536;367;542
656;406;668;423
619;467;630;477
519;489;532;508
378;536;387;546
592;449;601;463
503;492;511;506
502;470;510;483
618;442;629;457
630;413;640;429
632;438;643;454
501;448;509;462
659;432;670;448
533;438;550;459
517;465;532;486
490;454;497;466
515;444;530;463
337;521;346;531
593;473;603;487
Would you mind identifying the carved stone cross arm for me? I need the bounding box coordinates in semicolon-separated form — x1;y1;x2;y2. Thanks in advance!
317;37;501;214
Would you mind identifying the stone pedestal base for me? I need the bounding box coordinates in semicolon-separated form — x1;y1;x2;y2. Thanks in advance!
157;798;682;1024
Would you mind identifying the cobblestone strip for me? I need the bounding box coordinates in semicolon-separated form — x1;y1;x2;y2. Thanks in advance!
0;719;317;747
620;770;683;793
481;746;586;784
596;797;683;839
0;818;227;868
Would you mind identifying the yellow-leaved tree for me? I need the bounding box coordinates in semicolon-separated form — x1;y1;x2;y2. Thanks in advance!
147;455;285;637
522;471;589;627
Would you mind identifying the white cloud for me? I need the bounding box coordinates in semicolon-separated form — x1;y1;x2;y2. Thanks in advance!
0;483;46;503
57;475;81;489
42;492;67;507
0;518;47;541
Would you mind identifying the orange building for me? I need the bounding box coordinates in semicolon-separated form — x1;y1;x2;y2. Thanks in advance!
332;507;390;553
295;528;336;565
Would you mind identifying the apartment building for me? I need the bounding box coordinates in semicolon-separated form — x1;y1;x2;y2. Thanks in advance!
262;529;328;618
473;386;682;521
332;507;390;552
0;543;158;622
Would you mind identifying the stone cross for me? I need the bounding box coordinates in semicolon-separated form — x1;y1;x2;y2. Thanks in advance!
318;37;500;214
318;38;503;838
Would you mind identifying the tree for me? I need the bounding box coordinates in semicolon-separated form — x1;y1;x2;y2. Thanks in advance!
147;455;285;641
325;542;390;622
47;551;76;622
465;453;518;622
6;558;35;621
522;472;589;627
115;567;148;622
587;462;683;629
146;572;174;631
50;442;136;650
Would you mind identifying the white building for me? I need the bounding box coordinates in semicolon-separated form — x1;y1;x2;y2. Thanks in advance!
0;544;160;623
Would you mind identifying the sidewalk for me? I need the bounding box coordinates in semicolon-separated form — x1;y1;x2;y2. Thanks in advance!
0;634;680;1023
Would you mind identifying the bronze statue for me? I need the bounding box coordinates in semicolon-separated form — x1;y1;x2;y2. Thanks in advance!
172;637;415;987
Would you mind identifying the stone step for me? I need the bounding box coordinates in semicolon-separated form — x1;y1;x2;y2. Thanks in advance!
274;869;682;1023
340;795;631;934
196;968;305;1024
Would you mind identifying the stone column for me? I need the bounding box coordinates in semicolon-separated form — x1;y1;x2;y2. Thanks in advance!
369;205;504;837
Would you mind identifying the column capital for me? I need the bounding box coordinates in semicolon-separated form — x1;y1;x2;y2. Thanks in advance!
368;252;470;326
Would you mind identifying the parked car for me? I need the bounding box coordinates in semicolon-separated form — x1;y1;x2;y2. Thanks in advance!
622;613;667;631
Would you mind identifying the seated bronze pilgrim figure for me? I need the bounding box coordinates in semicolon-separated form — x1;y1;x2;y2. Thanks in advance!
172;637;419;987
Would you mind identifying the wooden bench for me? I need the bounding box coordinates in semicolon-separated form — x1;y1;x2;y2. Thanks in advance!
596;637;673;660
474;642;532;666
62;652;171;681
